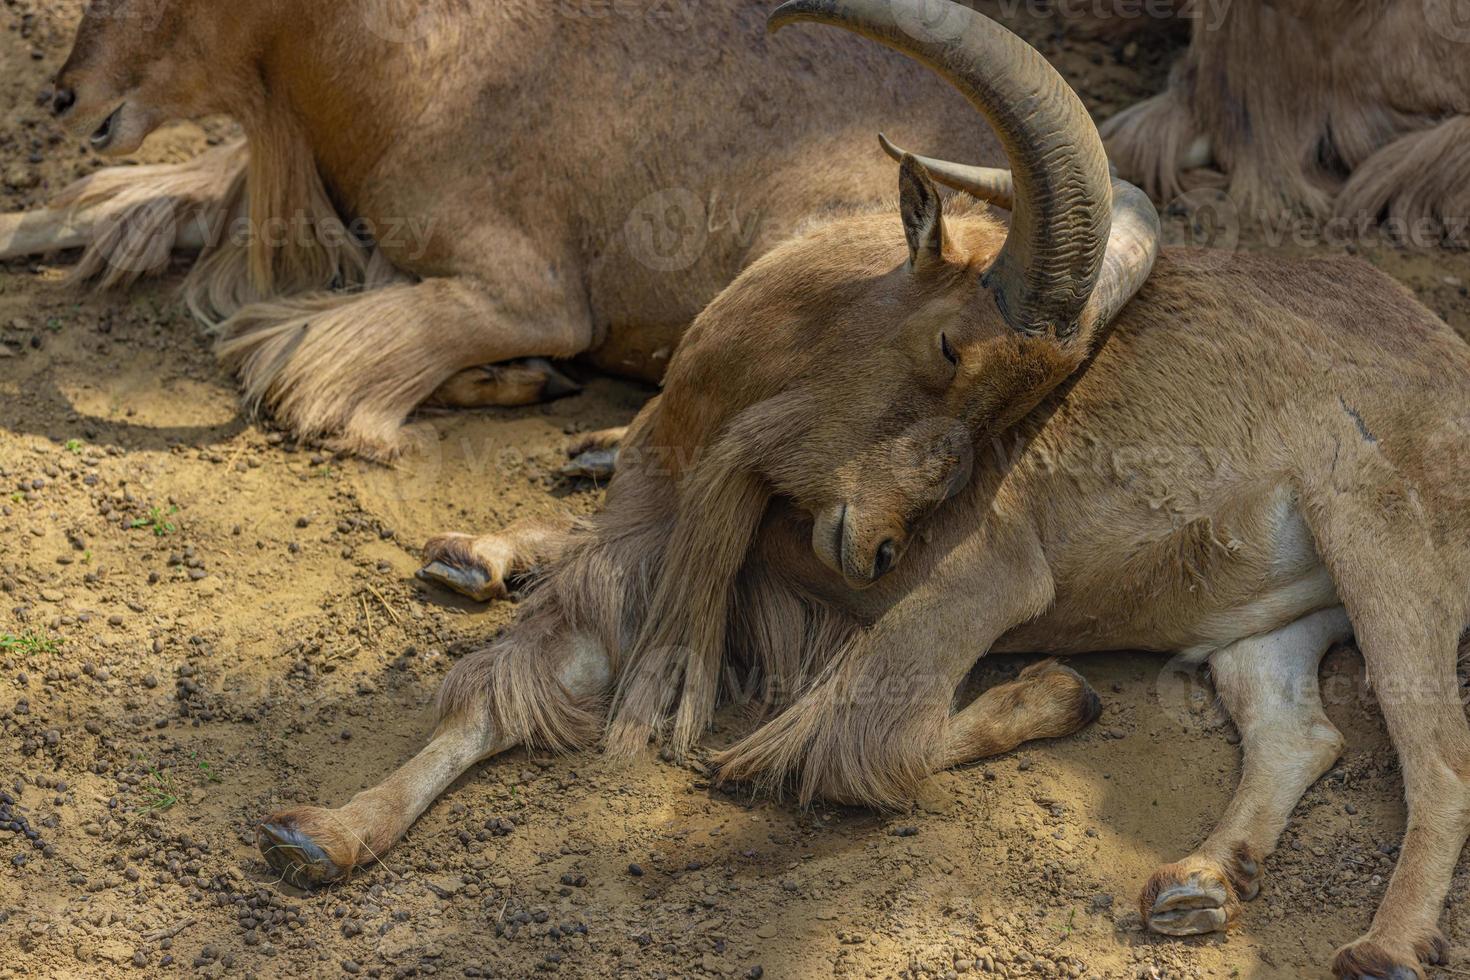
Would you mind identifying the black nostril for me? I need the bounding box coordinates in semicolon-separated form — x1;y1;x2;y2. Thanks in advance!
873;539;896;579
52;87;76;116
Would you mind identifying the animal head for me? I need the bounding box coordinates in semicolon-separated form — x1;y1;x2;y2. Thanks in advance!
655;0;1160;591
50;0;251;155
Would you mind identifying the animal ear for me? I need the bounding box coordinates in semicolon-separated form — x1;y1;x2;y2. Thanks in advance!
898;153;945;273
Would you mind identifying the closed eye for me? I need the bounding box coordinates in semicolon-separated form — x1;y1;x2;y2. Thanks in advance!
940;331;958;366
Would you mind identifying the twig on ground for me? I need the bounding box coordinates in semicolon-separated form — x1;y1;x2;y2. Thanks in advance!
366;585;402;626
142;918;196;942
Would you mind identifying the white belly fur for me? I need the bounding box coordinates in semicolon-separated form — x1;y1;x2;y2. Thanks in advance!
1178;492;1341;663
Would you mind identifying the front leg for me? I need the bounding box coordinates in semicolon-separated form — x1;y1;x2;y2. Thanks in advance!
258;616;611;888
561;426;628;480
1336;116;1470;246
0;140;247;278
716;523;1077;805
418;514;576;602
1140;607;1352;937
427;358;583;411
215;266;595;460
416;425;630;602
936;658;1101;769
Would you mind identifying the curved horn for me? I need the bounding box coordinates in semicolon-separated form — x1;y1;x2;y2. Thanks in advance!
879;132;1013;211
770;0;1111;337
1076;178;1160;336
882;134;1161;339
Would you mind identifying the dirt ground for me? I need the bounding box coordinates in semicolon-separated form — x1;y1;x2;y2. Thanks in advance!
4;3;1470;979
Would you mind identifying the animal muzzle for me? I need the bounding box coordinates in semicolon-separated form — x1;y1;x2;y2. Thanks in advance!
812;502;907;588
49;67;145;153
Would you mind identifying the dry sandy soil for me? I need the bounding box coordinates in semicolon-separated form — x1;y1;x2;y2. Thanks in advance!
3;3;1470;979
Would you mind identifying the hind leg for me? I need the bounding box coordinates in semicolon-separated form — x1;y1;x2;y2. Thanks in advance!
1300;469;1470;978
1324;596;1470;979
258;626;610;888
1141;607;1352;937
418;514;576;602
1328;605;1469;979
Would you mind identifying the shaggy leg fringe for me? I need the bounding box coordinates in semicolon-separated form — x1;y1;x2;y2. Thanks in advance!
604;457;772;760
713;637;951;809
41;135;402;324
1336;116;1470;249
50;140;249;292
1102;0;1470;225
1101;89;1209;206
436;641;604;757
212;280;483;460
1101;86;1333;221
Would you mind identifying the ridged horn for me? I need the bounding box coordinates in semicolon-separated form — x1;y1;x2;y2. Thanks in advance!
879;132;1013;210
770;0;1112;337
881;134;1160;340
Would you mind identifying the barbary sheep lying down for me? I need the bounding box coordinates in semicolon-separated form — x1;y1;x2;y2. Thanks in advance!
0;0;1004;461
260;2;1470;977
1102;0;1470;240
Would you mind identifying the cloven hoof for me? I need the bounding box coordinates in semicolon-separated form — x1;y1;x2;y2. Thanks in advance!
256;819;348;890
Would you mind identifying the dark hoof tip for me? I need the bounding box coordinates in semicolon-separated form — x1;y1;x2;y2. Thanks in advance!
559;448;618;480
415;560;501;602
1031;660;1103;729
1334;936;1433;980
1079;681;1103;726
1145;877;1231;937
540;369;584;400
256;821;345;890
